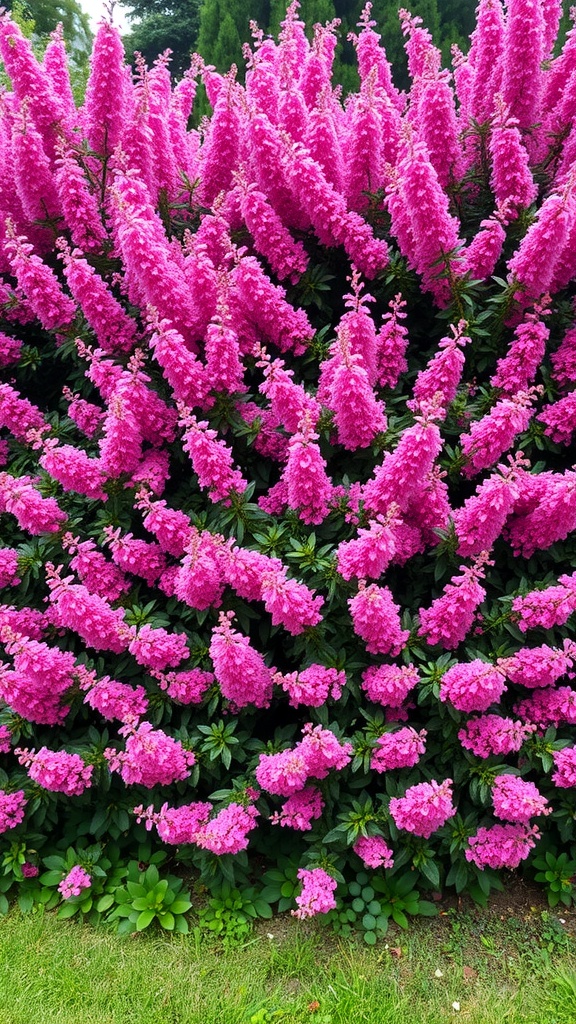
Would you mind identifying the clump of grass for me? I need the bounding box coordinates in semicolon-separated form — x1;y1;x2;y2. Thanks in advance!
0;906;573;1024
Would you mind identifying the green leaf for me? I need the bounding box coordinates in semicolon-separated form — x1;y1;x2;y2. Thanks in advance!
136;909;156;931
96;894;115;912
417;901;439;918
43;856;65;871
144;864;160;887
57;902;79;920
18;892;34;914
419;859;440;889
391;907;409;929
39;871;63;887
132;897;152;911
169;899;192;915
126;882;147;899
158;911;175;930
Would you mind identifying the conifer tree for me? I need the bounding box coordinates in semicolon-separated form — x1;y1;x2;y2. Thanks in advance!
123;0;202;76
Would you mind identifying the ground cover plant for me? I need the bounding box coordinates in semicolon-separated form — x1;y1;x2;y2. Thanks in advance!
0;0;575;935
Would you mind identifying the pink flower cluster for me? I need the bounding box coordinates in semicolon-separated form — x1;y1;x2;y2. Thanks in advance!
361;663;420;708
514;687;576;729
491;774;551;823
270;787;324;831
466;823;540;870
0;725;11;754
458;715;535;758
135;799;258;853
83;676;148;724
552;747;576;788
155;668;214;705
209;611;273;709
16;747;93;796
370;728;427;772
292;867;337;919
0;789;27;833
439;660;507;713
195;802;259;855
349;581;409;656
58;865;92;899
418;560;487;650
389;779;456;838
105;723;195;788
255;723;352;797
0;629;76;725
0;548;20;588
498;642;575;689
353;835;394;870
277;665;345;708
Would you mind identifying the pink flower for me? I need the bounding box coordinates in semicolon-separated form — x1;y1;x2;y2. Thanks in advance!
440;660;507;713
0;548;20;589
0;472;67;535
195;803;259;856
349;581;409;656
370;728;427;772
282;417;332;525
0;725;11;754
466;823;540;869
552;747;576;788
328;342;387;450
292;868;337;919
298;723;353;780
83;677;148;724
492;775;551;823
336;508;399;581
389;779;456;838
156;668;214;705
461;391;538;477
514;687;576;729
209;611;273;709
255;747;310;797
277;665;345;708
361;664;420;708
16;747;93;796
128;624;188;671
105;723;195;788
0;628;76;725
260;572;324;635
409;321;470;413
512;579;576;632
270;788;324;831
498;642;575;689
58;865;91;899
418;558;488;649
46;566;128;654
376;294;409;389
353;835;394;870
0;789;27;833
458;715;535;758
179;408;247;504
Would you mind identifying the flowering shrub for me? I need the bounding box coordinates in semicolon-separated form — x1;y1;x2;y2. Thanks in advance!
0;0;576;928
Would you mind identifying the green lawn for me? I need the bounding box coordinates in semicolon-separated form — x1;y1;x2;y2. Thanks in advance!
0;899;574;1024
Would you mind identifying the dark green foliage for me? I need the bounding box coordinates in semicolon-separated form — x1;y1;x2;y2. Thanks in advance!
122;0;202;76
7;0;92;59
